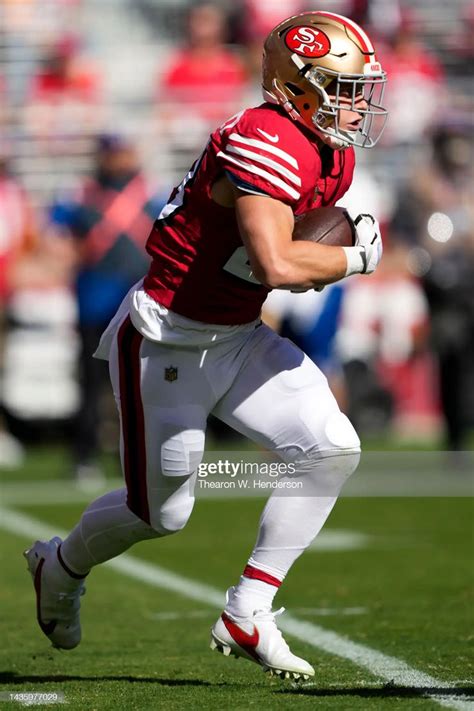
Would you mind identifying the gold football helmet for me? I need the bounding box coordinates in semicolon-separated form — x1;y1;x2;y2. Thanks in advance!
262;11;388;148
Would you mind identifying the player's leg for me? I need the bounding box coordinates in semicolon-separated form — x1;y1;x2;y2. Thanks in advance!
210;324;360;677
24;317;215;648
58;319;214;573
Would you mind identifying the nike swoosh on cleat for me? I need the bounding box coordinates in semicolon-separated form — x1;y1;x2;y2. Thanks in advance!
221;613;260;660
34;558;57;636
256;129;279;143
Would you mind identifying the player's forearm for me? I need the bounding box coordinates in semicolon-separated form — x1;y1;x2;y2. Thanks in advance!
235;192;353;289
252;241;348;290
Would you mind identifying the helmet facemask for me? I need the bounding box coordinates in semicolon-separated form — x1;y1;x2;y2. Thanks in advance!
302;60;388;149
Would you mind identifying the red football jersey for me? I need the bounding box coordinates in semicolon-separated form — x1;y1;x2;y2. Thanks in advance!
144;103;355;325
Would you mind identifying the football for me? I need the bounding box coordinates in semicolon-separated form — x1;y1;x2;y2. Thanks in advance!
293;206;355;247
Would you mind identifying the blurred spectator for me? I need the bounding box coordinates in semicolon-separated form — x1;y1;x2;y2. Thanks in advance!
366;0;401;40
1;0;84;103
391;121;474;450
336;246;438;438
379;12;446;146
0;74;8;128
237;0;304;43
52;133;161;483
0;141;37;303
2;223;79;446
234;0;373;46
233;0;304;90
157;2;248;153
23;33;102;151
443;2;474;76
335;165;438;438
0;140;37;466
235;0;398;102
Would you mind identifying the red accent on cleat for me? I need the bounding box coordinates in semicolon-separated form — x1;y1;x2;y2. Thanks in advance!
221;612;260;661
34;559;57;636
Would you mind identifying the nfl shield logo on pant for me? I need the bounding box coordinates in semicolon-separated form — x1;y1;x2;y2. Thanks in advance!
164;366;178;382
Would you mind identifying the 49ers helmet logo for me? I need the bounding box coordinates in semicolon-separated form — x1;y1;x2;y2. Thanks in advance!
285;26;331;57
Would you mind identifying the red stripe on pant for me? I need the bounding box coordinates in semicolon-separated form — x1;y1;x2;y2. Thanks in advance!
117;316;150;524
243;564;282;588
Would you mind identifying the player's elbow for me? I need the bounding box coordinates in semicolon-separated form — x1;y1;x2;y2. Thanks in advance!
253;259;293;289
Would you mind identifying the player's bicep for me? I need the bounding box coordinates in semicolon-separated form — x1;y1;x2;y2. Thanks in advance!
233;188;294;287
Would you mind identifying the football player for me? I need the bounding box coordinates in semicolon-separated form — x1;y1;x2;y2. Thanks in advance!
25;11;386;680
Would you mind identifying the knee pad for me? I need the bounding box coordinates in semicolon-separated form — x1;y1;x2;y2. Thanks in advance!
323;411;361;456
154;488;195;535
279;409;360;461
323;411;361;487
144;425;204;535
278;410;361;494
160;425;205;477
280;445;360;497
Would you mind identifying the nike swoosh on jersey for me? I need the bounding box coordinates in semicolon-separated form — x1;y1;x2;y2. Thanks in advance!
221;612;261;660
256;129;279;143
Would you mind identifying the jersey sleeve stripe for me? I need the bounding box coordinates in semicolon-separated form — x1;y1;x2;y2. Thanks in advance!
216;151;301;200
225;145;302;187
226;171;270;196
228;133;299;170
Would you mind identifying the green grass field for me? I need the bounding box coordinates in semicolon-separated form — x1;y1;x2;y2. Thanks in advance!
0;445;473;710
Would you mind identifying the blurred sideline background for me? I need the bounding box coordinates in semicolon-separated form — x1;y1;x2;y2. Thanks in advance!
0;0;473;484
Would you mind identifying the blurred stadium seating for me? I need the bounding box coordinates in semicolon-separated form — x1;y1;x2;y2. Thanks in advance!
0;0;470;206
0;0;472;458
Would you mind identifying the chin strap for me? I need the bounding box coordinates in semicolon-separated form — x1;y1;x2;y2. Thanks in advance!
314;126;351;150
265;82;301;123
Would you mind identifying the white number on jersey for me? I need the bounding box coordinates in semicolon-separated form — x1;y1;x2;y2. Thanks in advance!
223;246;261;285
158;145;207;220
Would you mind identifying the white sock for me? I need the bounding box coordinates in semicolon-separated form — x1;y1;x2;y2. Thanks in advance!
226;558;284;617
250;494;339;573
228;452;360;616
58;488;160;576
45;546;88;593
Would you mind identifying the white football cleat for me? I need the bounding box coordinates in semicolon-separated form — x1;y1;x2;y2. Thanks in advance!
24;537;85;650
211;601;314;681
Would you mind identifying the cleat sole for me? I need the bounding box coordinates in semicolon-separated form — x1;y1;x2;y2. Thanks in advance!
210;636;232;657
210;631;314;681
265;667;312;681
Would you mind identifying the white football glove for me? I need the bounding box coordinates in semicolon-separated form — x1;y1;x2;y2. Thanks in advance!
342;213;383;276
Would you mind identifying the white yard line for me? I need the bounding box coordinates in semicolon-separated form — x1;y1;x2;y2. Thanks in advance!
146;607;368;622
294;606;368;616
0;480;123;506
1;506;472;711
308;529;371;552
0;481;370;552
147;610;213;621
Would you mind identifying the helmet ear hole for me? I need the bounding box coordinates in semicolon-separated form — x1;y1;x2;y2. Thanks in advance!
285;82;305;96
303;103;310;111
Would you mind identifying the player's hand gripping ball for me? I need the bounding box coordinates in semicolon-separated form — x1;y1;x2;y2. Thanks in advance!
352;213;383;274
291;206;356;291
